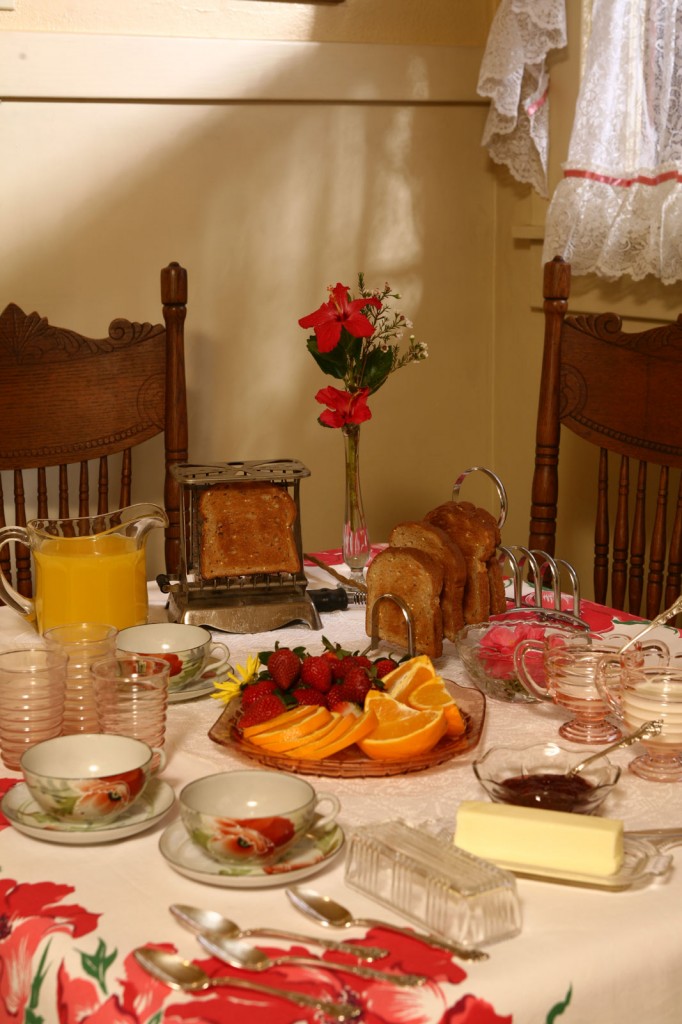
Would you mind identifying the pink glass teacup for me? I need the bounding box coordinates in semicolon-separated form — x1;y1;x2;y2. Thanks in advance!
597;663;682;782
514;633;669;744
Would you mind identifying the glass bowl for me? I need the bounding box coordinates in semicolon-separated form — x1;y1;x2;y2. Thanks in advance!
455;614;588;704
473;741;621;815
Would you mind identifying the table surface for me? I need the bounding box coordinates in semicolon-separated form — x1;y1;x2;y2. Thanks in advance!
2;567;682;1024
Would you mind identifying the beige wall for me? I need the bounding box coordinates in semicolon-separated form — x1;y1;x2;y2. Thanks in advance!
3;1;678;603
1;0;495;46
1;11;497;579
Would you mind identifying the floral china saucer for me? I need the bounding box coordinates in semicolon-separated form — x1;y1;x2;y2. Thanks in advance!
2;778;175;845
168;674;216;704
159;820;345;888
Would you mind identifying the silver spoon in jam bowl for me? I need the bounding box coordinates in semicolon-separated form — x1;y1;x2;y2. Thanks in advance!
566;720;663;777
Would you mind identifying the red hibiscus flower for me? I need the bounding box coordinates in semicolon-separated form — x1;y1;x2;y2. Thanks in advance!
299;282;381;353
0;879;99;1020
315;386;372;428
57;945;194;1024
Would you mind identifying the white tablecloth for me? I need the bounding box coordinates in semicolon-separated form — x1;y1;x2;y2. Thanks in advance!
1;576;681;1023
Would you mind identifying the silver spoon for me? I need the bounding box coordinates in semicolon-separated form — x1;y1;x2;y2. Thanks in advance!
619;595;682;653
285;886;489;963
566;720;664;777
197;932;426;987
169;903;388;961
133;947;360;1022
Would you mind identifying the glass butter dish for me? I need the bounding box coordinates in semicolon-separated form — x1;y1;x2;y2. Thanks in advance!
344;820;522;946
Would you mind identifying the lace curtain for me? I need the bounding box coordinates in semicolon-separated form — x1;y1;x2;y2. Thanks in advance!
480;0;682;284
477;0;567;198
544;0;682;284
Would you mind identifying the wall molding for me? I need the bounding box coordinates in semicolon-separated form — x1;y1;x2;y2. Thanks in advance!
0;32;485;104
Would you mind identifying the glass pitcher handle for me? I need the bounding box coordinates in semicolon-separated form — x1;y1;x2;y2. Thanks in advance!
0;526;36;621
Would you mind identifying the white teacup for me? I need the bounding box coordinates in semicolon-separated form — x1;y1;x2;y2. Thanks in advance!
20;733;165;824
179;769;341;865
116;623;230;692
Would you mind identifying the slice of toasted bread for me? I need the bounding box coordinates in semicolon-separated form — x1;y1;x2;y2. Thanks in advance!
389;520;466;641
366;547;444;658
198;481;300;578
488;554;508;615
424;501;501;624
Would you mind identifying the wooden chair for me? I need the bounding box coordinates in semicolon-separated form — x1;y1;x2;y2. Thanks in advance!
0;261;188;597
528;255;682;619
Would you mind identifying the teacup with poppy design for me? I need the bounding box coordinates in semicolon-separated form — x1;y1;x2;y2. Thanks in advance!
179;769;341;865
20;733;165;824
116;622;230;693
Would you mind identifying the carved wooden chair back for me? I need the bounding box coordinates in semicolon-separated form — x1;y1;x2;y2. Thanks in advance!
0;262;188;598
528;255;682;618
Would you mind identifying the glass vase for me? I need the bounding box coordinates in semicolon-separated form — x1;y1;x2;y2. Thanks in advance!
342;423;370;585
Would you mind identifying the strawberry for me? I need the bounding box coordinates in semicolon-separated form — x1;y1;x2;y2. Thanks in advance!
300;655;333;693
267;648;301;690
327;683;361;711
292;687;328;708
240;679;278;706
374;658;398;679
238;693;288;729
343;666;373;703
329;656;349;682
330;655;362;681
354;655;373;670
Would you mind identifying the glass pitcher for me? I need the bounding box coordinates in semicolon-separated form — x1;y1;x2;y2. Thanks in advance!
0;503;168;633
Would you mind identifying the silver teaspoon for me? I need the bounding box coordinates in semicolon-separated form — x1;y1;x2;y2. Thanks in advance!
619;595;682;653
285;886;489;962
197;932;426;987
169;903;388;961
133;948;360;1022
566;720;664;777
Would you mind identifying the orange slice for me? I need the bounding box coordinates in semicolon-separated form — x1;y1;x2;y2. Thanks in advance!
273;712;351;755
383;655;437;702
241;704;317;739
245;706;332;751
407;679;466;736
358;692;447;760
292;708;378;760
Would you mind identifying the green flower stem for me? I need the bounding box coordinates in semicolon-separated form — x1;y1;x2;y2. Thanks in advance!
342;424;370;583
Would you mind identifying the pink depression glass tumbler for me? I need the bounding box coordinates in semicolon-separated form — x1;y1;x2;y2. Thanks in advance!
44;622;117;735
91;654;169;750
0;648;67;771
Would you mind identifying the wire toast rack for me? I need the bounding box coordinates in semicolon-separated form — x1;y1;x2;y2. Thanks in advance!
362;466;588;657
498;545;588;629
158;459;322;632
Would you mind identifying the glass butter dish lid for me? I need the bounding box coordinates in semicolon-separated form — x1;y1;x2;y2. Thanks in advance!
344;820;522;947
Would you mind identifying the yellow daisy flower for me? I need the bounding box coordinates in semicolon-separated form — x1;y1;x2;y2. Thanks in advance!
211;654;262;703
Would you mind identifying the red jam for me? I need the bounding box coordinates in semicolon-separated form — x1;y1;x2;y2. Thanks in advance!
498;773;596;812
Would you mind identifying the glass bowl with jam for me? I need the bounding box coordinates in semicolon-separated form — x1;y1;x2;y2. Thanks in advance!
473;741;621;815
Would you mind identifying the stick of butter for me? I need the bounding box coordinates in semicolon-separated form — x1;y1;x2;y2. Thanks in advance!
454;801;624;877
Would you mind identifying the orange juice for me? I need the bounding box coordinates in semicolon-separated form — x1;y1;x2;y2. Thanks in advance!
34;535;148;633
